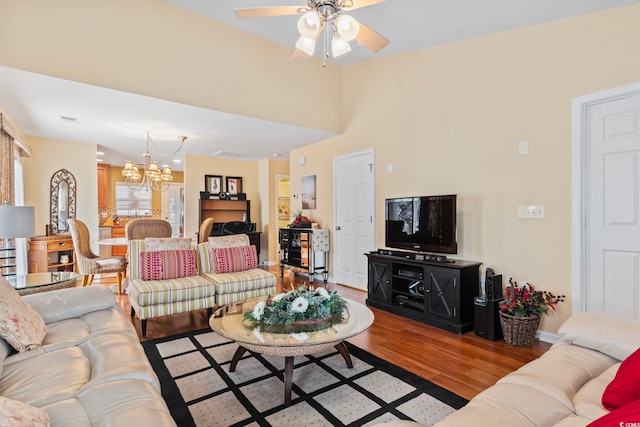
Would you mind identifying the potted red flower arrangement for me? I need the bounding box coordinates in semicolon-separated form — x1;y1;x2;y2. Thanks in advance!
499;278;565;347
288;210;312;228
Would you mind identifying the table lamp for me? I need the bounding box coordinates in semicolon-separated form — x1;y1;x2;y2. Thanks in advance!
0;201;36;281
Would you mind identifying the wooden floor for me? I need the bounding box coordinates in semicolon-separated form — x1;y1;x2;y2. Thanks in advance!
89;267;550;401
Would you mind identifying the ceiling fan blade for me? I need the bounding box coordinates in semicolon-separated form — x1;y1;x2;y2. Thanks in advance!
355;22;389;53
234;6;302;19
348;0;388;11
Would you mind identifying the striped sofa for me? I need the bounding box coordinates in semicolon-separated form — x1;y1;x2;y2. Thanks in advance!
127;235;276;336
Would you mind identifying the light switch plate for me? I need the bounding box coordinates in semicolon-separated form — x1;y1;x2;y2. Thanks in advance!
517;205;545;219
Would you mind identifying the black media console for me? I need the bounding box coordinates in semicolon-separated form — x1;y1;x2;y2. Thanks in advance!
366;250;481;334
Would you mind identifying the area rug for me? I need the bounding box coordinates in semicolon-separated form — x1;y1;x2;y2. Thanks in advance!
142;329;468;427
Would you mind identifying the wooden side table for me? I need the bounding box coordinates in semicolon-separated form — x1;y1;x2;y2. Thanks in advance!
27;235;76;273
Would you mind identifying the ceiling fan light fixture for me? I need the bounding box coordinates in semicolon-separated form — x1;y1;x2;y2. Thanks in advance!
295;35;316;56
331;35;351;57
336;14;360;41
297;11;320;38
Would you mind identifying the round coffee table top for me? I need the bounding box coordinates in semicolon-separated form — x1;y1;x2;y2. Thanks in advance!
210;296;374;349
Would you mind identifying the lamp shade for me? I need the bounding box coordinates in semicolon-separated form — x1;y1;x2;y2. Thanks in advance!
0;206;35;239
295;36;316;56
297;11;321;38
336;14;360;42
331;35;352;57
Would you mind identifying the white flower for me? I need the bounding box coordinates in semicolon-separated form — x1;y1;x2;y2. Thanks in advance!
252;301;265;320
253;326;265;343
291;296;309;313
316;287;329;299
272;293;286;302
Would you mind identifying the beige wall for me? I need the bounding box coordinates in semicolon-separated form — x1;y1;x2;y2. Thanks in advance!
289;4;640;334
21;137;98;239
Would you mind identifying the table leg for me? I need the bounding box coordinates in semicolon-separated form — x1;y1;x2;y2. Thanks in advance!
334;341;353;368
284;356;294;405
229;346;249;372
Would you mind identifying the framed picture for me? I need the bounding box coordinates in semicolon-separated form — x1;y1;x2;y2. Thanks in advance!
226;176;243;195
301;175;316;209
278;197;290;220
205;175;223;195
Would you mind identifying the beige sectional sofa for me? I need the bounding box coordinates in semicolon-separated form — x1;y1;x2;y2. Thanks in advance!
0;280;176;426
380;312;640;427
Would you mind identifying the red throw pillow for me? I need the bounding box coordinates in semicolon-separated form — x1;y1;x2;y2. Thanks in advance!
602;347;640;410
588;399;640;427
213;245;258;273
139;250;197;280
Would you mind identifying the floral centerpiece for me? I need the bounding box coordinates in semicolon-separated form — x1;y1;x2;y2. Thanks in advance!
243;285;347;333
288;210;312;228
498;278;565;347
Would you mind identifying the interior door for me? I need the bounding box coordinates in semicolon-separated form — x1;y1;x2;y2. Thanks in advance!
162;183;184;237
334;149;375;290
577;87;640;318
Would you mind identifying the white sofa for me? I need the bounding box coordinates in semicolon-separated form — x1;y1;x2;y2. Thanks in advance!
0;283;176;426
380;312;640;427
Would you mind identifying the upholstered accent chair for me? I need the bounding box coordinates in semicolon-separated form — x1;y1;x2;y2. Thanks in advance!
199;217;214;243
67;219;128;293
125;218;172;240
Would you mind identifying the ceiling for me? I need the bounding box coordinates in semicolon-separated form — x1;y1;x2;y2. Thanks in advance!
1;0;637;170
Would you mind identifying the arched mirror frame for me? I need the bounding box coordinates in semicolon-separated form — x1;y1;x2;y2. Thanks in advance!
50;169;76;234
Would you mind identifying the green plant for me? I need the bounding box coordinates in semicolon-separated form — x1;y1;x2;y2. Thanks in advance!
244;284;346;325
499;278;565;317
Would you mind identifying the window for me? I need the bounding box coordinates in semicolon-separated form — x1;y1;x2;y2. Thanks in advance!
115;183;152;216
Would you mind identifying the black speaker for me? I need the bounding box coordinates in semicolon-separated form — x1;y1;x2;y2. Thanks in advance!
486;274;503;300
474;298;503;341
237;192;247;201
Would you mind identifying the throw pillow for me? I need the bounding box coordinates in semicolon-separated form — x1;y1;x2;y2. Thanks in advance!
0;278;47;352
0;397;50;427
213;245;258;273
602;346;640;410
144;237;192;251
139;249;197;281
588;399;640;427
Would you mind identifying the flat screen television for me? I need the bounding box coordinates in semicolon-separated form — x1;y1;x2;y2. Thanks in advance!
385;195;458;254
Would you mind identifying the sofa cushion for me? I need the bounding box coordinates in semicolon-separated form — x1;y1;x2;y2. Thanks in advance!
128;275;216;307
587;399;640;427
199;235;250;273
0;396;49;427
139;250;197;281
144;238;192;251
602;347;640;410
213;245;258;273
0;278;47;352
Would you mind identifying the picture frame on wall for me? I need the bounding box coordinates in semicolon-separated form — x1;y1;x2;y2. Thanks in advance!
301;175;316;209
226;176;243;195
205;175;223;194
278;197;290;220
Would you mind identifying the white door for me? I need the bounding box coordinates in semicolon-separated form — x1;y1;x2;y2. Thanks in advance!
162;183;184;237
334;149;375;290
573;83;640;318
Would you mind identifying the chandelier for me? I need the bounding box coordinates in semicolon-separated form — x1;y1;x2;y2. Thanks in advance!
295;3;360;58
121;132;187;192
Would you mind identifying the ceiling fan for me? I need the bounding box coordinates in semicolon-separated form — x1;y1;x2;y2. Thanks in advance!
234;0;390;59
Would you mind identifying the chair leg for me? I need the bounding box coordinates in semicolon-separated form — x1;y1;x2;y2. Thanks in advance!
117;272;123;294
141;319;147;337
88;274;94;285
130;307;135;318
81;275;90;286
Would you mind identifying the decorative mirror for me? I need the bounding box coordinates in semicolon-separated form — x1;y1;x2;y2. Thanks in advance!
50;169;76;234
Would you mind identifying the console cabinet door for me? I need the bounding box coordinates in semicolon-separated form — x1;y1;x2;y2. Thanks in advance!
368;260;391;304
425;267;458;322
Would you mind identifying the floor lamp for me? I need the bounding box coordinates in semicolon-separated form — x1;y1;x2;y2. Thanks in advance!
0;202;35;283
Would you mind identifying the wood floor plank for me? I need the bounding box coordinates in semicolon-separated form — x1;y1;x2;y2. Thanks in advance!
89;266;550;401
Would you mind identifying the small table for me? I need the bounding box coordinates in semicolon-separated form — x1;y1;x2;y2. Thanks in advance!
94;237;128;246
12;272;79;295
209;296;374;405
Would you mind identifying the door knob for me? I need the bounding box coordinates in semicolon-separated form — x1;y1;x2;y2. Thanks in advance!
335;226;341;230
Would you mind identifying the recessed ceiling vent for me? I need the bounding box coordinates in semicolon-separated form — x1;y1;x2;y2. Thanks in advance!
59;115;79;124
212;150;246;158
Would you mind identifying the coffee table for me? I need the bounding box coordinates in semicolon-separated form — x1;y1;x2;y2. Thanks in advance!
209;296;374;404
12;271;79;295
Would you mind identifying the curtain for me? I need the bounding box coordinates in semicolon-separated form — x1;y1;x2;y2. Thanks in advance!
13;148;28;276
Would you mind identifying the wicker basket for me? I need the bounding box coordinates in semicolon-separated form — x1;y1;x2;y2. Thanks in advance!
499;312;541;347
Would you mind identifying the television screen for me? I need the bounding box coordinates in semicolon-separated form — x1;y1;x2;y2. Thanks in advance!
385;195;457;254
